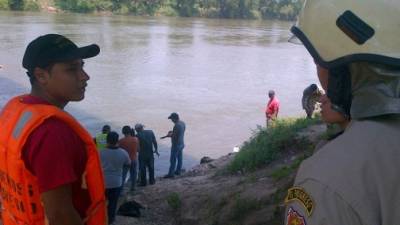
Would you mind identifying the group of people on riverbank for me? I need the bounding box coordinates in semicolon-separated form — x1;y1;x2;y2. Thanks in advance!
0;32;189;225
94;113;185;223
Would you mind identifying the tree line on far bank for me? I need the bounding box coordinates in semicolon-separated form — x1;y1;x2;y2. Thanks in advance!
0;0;304;21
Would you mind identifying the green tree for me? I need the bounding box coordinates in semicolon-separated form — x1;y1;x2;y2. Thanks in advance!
76;0;95;12
55;0;77;11
55;0;96;12
95;0;113;11
127;0;161;15
259;0;278;19
174;0;197;17
24;0;40;11
217;0;256;19
9;0;24;10
279;4;294;20
0;0;9;10
218;0;237;18
42;0;304;20
196;0;218;17
238;0;257;19
110;0;126;11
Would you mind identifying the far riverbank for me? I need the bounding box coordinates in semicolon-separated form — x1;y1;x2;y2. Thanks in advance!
1;0;303;21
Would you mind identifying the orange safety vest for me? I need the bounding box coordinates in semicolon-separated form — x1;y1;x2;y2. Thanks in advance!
0;95;106;225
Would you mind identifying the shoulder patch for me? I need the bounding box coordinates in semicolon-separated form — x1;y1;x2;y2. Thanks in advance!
284;187;314;216
286;207;307;225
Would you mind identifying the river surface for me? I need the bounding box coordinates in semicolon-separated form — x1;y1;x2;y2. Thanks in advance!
0;11;318;176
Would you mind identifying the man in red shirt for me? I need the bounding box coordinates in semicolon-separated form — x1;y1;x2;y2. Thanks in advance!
119;125;139;191
265;90;280;127
3;34;103;225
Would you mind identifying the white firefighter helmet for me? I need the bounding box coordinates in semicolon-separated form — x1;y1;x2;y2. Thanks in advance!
291;0;400;69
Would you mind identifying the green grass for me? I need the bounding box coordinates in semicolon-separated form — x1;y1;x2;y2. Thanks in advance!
228;117;320;173
166;192;181;211
270;166;292;180
0;0;9;10
270;151;310;181
229;195;262;222
206;195;229;225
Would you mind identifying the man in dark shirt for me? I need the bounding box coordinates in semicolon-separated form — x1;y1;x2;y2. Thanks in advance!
302;84;323;119
134;123;159;186
163;112;186;178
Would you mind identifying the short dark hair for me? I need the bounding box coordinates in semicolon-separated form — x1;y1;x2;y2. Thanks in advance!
102;125;111;133
27;63;55;85
27;70;36;85
122;126;131;135
168;112;179;120
268;90;275;96
106;131;119;145
310;84;318;91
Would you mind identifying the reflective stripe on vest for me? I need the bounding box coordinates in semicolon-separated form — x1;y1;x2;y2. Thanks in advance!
12;111;32;139
0;95;107;225
95;133;107;150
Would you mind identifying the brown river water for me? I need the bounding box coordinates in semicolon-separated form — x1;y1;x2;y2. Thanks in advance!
0;11;318;175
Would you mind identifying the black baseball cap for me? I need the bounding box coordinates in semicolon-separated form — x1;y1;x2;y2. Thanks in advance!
168;112;179;120
22;34;100;71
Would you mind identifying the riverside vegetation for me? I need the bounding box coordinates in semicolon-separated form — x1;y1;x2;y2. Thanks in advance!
116;117;326;225
1;0;305;20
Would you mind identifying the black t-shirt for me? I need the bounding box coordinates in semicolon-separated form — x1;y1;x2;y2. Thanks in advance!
137;130;157;158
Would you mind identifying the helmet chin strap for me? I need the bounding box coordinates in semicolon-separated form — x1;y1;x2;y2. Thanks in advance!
327;65;352;119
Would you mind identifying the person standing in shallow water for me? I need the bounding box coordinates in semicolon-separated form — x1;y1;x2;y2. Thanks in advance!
265;90;279;127
163;112;186;178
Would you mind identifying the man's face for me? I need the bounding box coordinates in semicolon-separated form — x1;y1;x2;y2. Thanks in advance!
319;94;346;124
37;59;89;105
316;63;348;124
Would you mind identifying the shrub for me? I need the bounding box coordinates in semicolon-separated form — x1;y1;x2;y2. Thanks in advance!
229;196;262;221
55;0;77;11
228;117;320;173
157;5;178;17
113;4;129;14
76;0;95;13
249;9;261;19
55;0;95;13
95;0;113;11
24;0;40;11
9;0;24;10
270;151;310;181
166;192;181;210
0;0;9;10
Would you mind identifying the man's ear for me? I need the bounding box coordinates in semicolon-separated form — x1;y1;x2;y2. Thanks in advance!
33;67;49;84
